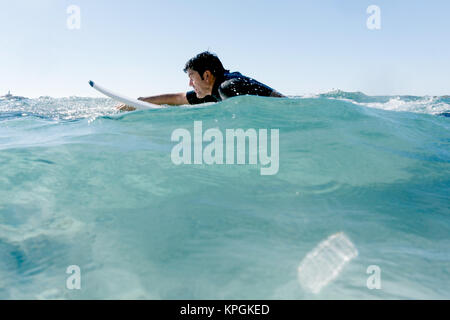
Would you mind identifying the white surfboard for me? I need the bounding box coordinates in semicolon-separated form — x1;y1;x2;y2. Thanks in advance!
89;80;161;110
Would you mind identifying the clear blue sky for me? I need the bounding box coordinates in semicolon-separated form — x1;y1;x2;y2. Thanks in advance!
1;0;449;97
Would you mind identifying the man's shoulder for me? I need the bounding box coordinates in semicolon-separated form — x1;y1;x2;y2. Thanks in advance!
223;71;246;81
219;71;255;88
217;72;274;99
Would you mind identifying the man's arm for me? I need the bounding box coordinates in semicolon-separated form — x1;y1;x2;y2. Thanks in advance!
139;93;188;105
116;92;188;111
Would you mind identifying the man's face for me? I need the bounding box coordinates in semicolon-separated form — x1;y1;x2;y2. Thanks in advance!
187;69;213;98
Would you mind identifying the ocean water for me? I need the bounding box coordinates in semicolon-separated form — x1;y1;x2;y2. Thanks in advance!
0;92;449;299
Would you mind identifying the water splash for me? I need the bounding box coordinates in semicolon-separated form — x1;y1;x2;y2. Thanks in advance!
0;97;117;121
315;90;450;115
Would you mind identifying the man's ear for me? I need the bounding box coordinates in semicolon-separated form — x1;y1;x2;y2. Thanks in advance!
203;70;212;81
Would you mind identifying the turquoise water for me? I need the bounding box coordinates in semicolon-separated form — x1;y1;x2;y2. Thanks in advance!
0;93;449;299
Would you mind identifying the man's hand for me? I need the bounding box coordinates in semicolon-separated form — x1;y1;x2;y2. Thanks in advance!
116;104;136;112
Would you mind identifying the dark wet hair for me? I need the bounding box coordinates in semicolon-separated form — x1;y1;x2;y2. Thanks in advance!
183;51;229;79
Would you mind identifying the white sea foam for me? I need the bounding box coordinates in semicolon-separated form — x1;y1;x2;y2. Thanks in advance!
356;96;449;115
316;90;450;115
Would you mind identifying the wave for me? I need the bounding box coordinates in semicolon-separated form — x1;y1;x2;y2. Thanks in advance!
0;90;449;123
315;89;450;116
0;94;449;299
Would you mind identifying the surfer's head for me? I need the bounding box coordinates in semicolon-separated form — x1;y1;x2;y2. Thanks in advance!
184;51;229;98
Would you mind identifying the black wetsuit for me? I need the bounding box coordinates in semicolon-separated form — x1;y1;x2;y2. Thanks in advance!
186;72;275;105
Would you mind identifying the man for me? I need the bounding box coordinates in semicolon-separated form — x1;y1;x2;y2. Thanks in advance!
117;51;284;111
